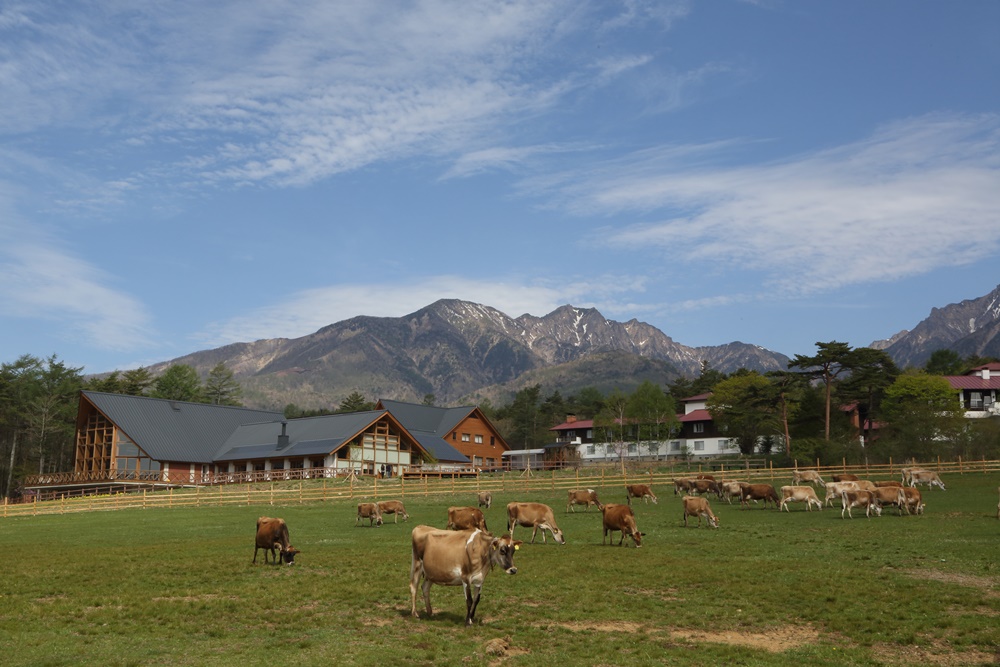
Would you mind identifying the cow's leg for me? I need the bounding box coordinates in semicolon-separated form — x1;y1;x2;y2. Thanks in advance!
466;583;483;626
409;558;423;618
421;578;434;617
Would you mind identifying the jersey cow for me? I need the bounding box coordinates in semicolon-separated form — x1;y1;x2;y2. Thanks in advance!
682;495;720;528
831;473;860;483
253;517;300;565
567;488;603;512
477;491;492;510
447;506;488;532
841;490;881;519
792;470;825;486
779;485;823;512
626;484;658;505
908;470;946;490
738;483;779;510
898;487;925;515
507;502;565;544
357;502;383;527
600;503;644;546
377;500;409;523
823;481;859;507
409;525;522;626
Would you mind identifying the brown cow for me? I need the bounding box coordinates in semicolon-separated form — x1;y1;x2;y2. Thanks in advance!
253;516;300;565
626;484;658;505
831;473;860;483
507;502;565;544
870;487;906;514
409;525;522;626
841;490;880;519
738;482;779;509
447;506;488;532
908;470;946;490
696;474;716;481
874;480;903;488
673;478;695;495
792;470;825;486
378;500;409;523
477;491;492;510
779;485;823;512
600;503;644;546
823;481;859;507
682;495;720;528
898;487;925;516
690;478;721;497
357;502;383;527
567;488;603;512
720;480;744;504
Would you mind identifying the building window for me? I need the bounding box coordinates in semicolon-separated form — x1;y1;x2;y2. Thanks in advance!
693;423;705;434
718;439;729;450
694;441;705;451
586;429;593;439
474;434;483;444
452;432;456;440
462;433;471;442
627;443;637;453
970;392;983;409
670;441;681;451
490;436;495;446
586;445;595;455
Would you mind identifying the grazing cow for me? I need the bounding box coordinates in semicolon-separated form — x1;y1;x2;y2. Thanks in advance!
874;480;903;488
841;490;881;519
682;495;720;528
357;502;383;527
253;516;300;565
823;481;860;507
690;478;722;497
409;525;522;626
853;480;877;492
566;488;603;512
377;500;409;523
908;470;946;490
600;503;645;546
695;473;716;481
626;484;658;505
898;487;925;516
779;485;823;512
738;482;780;510
900;468;915;486
673;478;695;495
870;487;905;515
477;491;492;510
792;470;825;486
720;480;744;505
507;502;565;544
831;473;860;483
447;506;488;532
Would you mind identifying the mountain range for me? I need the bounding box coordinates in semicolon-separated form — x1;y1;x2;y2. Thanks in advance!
151;285;1000;411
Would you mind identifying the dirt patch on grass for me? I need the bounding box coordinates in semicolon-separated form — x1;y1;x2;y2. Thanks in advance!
872;638;997;666
669;626;820;653
557;621;645;634
624;586;683;602
903;569;1000;598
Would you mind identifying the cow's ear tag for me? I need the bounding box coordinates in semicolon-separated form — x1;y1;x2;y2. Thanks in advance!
514;544;520;551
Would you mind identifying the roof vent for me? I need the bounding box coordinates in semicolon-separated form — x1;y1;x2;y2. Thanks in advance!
277;421;290;449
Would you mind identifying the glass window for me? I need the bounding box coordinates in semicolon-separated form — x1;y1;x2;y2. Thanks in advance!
462;433;471;442
670;441;681;451
694;441;705;451
970;392;983;409
474;434;483;444
117;442;139;457
693;423;704;434
586;445;595;455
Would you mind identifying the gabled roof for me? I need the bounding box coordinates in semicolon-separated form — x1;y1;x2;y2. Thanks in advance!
681;393;712;402
376;399;475;437
944;376;1000;390
679;408;712;423
551;419;594;431
81;391;284;464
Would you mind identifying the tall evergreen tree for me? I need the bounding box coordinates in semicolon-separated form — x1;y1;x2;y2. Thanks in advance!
151;364;203;402
203;363;243;406
789;341;854;440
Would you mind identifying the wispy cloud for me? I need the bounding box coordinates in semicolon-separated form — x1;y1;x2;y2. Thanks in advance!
550;113;1000;295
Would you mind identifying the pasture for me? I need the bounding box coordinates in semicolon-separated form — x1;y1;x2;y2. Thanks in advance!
1;473;998;666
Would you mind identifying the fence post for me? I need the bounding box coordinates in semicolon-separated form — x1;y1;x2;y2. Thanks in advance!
299;482;303;504
350;474;354;499
502;471;506;493
374;475;379;499
196;485;200;507
959;456;963;474
169;487;173;508
401;475;405;498
247;484;251;506
143;489;147;510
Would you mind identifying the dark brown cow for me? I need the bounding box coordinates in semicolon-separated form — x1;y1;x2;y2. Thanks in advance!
874;480;904;488
253;516;300;565
831;473;860;483
357;502;383;527
690;478;721;497
682;496;720;528
507;502;565;544
600;503;644;547
695;474;716;481
377;500;409;523
477;491;492;510
898;487;925;515
870;487;905;515
626;484;658;505
409;525;522;626
447;506;488;532
673;478;695;495
738;482;779;509
566;488;603;512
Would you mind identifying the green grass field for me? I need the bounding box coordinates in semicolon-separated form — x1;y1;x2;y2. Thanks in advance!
1;473;998;666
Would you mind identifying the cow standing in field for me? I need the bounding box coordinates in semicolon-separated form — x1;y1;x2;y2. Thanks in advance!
409;525;522;626
908;470;946;490
870;487;905;515
738;482;779;510
567;489;603;512
898;487;925;516
874;480;903;488
792;470;824;486
832;473;860;483
600;503;644;546
720;481;744;504
447;506;488;532
507;502;565;544
779;486;823;512
823;481;860;507
357;502;383;527
690;478;722;498
841;490;881;519
673;478;695;496
626;484;658;505
477;491;492;510
378;500;409;523
253;517;300;565
682;496;720;528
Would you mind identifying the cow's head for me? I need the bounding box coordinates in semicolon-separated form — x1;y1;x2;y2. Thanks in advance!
630;530;646;547
551;526;566;545
708;514;720;529
491;535;522;574
281;546;300;565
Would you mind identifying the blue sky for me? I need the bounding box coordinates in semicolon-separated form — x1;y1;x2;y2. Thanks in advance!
2;1;999;375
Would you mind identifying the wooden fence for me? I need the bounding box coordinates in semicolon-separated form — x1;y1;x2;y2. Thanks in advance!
5;457;999;519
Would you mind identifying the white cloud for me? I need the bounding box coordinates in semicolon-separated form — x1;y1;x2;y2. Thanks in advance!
552;113;1000;295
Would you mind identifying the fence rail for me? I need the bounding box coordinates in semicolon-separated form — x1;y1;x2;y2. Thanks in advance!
5;457;1000;519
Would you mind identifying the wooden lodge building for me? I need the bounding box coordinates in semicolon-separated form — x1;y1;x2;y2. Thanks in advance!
27;391;507;495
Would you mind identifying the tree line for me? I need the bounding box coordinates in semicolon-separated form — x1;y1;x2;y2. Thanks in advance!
1;344;997;498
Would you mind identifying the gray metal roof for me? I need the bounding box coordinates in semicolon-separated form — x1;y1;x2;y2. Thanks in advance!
412;433;469;464
82;391;284;464
377;399;474;437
